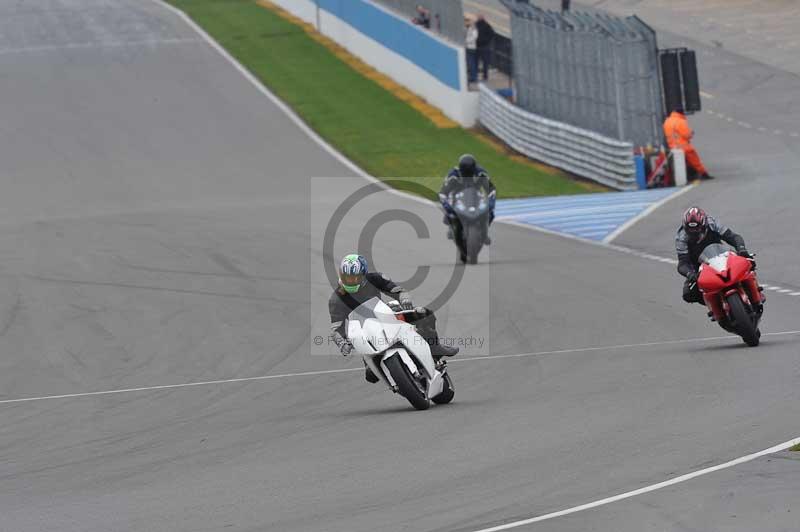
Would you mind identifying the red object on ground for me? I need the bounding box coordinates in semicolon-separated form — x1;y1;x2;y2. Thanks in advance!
647;150;673;187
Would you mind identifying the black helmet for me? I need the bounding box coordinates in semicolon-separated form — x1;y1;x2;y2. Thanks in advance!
458;154;477;178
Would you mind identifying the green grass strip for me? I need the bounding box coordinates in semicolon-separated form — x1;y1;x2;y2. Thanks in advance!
790;443;800;452
167;0;594;199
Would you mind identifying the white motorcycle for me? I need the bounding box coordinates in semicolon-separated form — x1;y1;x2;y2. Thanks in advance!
346;297;455;410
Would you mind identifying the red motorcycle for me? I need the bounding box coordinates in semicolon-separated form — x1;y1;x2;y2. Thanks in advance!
697;243;765;346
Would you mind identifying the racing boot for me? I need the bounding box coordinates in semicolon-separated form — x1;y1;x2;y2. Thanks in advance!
431;343;459;359
407;308;459;359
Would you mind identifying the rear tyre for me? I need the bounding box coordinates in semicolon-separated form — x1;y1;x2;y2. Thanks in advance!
726;294;759;347
384;355;430;410
432;372;455;404
465;225;482;265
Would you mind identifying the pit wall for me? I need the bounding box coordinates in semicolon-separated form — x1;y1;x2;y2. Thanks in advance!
268;0;479;126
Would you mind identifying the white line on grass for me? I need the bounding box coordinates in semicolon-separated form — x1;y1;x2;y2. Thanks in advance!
2;330;798;406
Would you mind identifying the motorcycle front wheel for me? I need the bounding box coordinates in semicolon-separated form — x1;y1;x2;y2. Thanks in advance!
465;224;482;265
726;293;760;347
384;355;431;410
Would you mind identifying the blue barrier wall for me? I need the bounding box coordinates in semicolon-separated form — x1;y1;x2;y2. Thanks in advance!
318;0;462;90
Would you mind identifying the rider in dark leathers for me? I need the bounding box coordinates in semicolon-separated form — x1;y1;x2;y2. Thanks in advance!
676;207;750;304
439;154;496;245
329;254;458;382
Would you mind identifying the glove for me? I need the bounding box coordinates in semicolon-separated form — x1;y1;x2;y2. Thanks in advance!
686;270;699;284
399;294;414;311
340;340;354;357
737;248;751;258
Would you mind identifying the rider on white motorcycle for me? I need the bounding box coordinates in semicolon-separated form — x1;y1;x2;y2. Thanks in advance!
329;254;459;382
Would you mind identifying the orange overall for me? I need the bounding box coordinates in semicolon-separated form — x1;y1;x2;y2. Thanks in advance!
663;111;707;176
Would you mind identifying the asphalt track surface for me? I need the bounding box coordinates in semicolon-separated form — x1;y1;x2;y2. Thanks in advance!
0;1;797;531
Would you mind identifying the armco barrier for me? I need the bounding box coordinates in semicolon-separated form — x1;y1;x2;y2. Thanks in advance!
479;85;636;190
268;0;479;126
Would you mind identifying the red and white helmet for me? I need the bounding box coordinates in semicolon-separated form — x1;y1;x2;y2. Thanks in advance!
682;207;708;239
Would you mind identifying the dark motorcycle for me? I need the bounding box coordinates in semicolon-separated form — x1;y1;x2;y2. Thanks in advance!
441;188;494;264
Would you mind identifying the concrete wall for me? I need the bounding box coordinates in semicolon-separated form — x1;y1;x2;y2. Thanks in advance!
268;0;478;126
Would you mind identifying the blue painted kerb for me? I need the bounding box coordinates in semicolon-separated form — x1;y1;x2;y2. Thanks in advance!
318;0;462;91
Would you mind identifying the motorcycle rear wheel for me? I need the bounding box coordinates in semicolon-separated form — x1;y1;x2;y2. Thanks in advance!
384;355;431;410
726;293;759;347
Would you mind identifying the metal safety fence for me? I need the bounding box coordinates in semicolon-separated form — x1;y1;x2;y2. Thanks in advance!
372;0;465;45
479;84;636;190
501;1;662;148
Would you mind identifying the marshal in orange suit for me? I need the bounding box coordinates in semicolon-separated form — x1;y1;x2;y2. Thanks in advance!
663;104;714;180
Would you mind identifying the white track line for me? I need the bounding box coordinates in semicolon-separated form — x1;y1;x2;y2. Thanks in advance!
602;184;697;243
152;0;430;208
0;368;360;406
155;0;800;301
0;38;201;56
52;5;800;528
2;330;799;406
506;219;800;297
452;329;800;363
469;435;800;532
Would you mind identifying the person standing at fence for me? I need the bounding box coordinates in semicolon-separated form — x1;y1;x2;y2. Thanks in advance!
475;14;495;82
464;14;479;84
411;5;430;29
663;104;714;181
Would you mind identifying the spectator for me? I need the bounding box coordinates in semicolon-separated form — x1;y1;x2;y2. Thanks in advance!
411;4;430;29
475;14;495;82
465;14;479;84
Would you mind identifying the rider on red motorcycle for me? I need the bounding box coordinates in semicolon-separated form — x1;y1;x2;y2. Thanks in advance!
676;207;752;304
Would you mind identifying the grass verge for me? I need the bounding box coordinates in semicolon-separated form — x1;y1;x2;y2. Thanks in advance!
790;443;800;452
166;0;594;199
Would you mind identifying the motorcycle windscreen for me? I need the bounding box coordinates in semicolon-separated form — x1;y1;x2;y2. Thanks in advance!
698;243;732;268
453;187;489;219
346;297;404;353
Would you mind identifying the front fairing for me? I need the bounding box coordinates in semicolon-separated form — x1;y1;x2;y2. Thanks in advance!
346;298;405;355
453;187;490;222
698;244;733;293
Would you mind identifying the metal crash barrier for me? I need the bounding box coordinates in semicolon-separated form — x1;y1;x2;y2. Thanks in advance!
479;84;637;190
